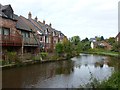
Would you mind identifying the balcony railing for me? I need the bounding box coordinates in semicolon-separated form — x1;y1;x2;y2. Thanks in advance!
0;35;22;46
23;37;38;46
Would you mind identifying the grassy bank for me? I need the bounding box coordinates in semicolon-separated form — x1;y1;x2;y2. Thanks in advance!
81;49;119;57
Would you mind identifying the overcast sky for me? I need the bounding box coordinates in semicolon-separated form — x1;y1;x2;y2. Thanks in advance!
1;0;119;39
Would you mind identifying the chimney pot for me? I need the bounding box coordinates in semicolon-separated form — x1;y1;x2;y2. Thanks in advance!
28;12;32;19
49;23;52;27
35;16;38;21
43;20;45;24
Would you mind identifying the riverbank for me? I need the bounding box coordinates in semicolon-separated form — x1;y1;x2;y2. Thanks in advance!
1;51;79;69
1;57;69;70
81;50;119;57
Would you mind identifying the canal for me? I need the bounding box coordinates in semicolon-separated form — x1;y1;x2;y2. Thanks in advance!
2;54;119;88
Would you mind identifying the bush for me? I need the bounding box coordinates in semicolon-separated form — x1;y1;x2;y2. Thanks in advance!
97;71;120;89
0;60;9;65
55;43;63;56
6;52;20;64
40;52;48;59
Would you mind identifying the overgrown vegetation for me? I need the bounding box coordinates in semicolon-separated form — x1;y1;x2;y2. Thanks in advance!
78;70;120;89
97;71;120;89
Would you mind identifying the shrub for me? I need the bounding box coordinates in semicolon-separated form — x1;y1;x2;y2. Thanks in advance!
6;52;20;64
55;43;63;56
40;52;48;59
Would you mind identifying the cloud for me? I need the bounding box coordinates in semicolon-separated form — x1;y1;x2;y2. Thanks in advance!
0;0;119;39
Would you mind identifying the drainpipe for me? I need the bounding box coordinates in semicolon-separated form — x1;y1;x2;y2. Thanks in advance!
21;35;24;59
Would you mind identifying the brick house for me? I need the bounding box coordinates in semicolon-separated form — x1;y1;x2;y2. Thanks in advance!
0;4;22;53
1;4;66;55
15;15;39;54
91;41;112;50
116;32;120;42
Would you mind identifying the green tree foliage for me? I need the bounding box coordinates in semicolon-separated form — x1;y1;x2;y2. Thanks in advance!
112;42;120;52
55;43;63;56
100;36;104;41
106;37;115;46
81;37;89;42
63;40;73;58
71;36;80;45
82;42;91;51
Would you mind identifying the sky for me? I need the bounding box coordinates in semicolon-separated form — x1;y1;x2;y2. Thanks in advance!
0;0;119;39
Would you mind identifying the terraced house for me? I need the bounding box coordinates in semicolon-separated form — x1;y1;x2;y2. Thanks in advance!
0;4;66;57
0;4;22;54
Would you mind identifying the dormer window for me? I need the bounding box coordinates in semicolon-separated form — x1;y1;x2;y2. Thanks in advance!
2;4;14;19
45;29;47;34
46;28;49;34
59;33;61;38
10;14;13;18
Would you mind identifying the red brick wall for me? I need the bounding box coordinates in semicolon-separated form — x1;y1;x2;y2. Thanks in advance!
0;17;21;35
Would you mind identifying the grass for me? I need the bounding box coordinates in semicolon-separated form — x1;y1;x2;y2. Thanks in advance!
82;49;119;57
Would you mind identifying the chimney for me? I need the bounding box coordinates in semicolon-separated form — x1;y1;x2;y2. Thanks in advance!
49;23;52;27
28;12;32;19
43;20;45;24
35;16;38;22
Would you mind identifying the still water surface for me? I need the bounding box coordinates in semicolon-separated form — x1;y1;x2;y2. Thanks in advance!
2;54;118;88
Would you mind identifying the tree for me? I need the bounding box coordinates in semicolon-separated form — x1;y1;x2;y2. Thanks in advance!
100;36;104;41
106;37;115;46
71;36;80;45
112;42;120;52
82;42;91;51
81;37;89;42
55;43;63;56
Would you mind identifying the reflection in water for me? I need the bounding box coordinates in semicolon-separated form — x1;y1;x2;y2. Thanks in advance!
2;54;118;88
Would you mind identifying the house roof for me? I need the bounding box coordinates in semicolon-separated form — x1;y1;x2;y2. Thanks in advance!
37;21;47;32
18;16;40;33
116;32;120;38
29;19;45;34
16;16;32;31
90;38;96;42
0;11;7;17
0;4;16;20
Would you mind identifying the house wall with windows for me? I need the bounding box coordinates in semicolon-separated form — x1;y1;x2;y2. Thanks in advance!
0;16;22;54
1;4;66;55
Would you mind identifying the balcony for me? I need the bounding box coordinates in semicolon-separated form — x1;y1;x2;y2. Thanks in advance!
23;37;38;46
0;35;22;46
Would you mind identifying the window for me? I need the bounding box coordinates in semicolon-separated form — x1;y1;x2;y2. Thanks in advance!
4;28;10;35
40;37;42;41
0;28;10;35
26;33;29;38
46;37;49;43
21;32;26;37
53;31;56;36
45;29;48;34
21;31;30;38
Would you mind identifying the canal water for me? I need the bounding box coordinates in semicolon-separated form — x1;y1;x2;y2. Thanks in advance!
2;54;119;88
